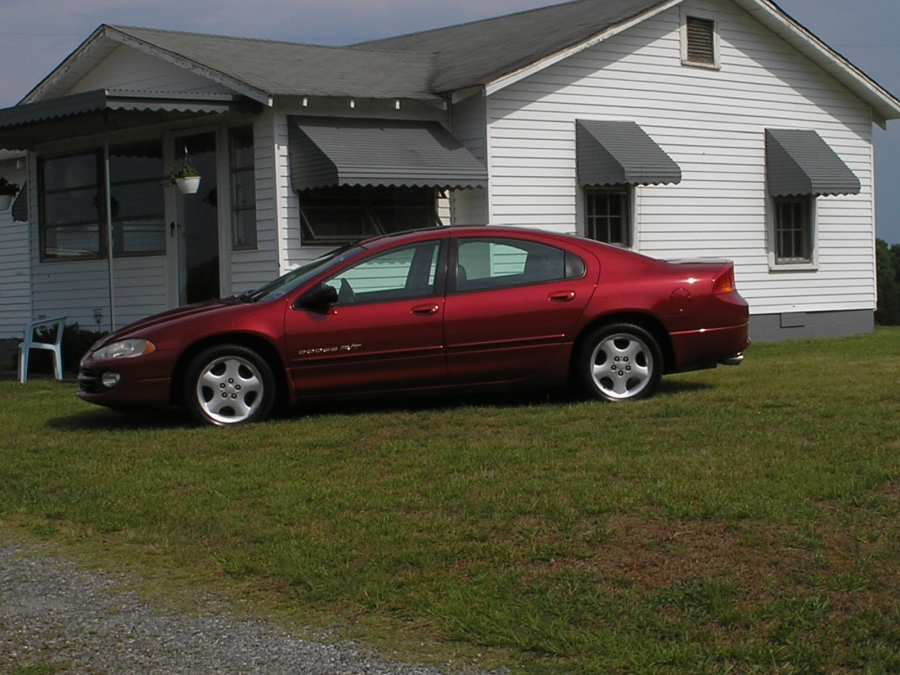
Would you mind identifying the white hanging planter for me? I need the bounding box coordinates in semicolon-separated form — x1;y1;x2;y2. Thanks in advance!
176;176;201;195
0;194;12;210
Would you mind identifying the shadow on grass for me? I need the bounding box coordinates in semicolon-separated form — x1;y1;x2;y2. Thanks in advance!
49;378;714;431
47;408;194;432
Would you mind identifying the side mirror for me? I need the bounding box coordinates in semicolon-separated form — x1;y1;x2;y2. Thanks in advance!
294;284;338;311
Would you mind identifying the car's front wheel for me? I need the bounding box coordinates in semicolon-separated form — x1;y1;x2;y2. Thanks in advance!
184;344;276;426
577;323;662;402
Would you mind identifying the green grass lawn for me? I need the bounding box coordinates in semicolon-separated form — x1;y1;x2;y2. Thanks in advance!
2;329;898;673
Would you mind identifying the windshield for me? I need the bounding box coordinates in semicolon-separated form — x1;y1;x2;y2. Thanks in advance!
245;245;364;303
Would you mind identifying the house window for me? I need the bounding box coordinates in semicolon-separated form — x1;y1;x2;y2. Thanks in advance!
299;185;439;245
230;127;257;250
584;187;631;246
774;196;813;263
683;16;718;67
39;142;164;261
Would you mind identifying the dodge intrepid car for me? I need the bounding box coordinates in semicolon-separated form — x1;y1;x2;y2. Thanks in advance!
78;226;749;425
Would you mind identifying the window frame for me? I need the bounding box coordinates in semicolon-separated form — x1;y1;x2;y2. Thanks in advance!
452;237;584;294
230;126;257;250
38;142;165;262
771;195;817;268
298;185;441;246
583;185;632;247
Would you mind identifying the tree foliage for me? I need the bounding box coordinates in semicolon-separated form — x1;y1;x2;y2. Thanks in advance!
875;238;900;325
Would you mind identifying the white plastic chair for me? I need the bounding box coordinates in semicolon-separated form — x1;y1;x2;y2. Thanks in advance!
18;317;66;383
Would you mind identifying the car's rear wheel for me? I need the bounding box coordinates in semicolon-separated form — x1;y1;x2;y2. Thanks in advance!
185;344;276;426
577;323;662;402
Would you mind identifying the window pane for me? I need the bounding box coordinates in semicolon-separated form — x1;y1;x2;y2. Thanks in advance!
42;154;97;191
585;187;629;245
43;224;101;259
111;182;164;220
231;128;254;168
43;189;99;225
775;197;812;263
233;210;257;249
111;143;163;181
40;145;165;260
325;242;440;304
231;127;256;250
299;186;436;244
114;218;166;255
303;206;368;241
233;170;255;210
457;239;567;291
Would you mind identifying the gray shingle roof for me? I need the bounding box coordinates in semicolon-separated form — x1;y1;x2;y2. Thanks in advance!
355;0;670;93
109;26;439;101
111;1;671;101
21;0;895;123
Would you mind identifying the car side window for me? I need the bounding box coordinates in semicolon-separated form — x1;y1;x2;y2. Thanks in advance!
324;241;441;305
456;238;580;292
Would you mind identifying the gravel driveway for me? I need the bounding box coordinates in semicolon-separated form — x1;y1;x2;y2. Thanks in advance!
0;541;495;675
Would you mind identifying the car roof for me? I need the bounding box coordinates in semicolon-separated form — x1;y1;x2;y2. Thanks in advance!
359;225;605;252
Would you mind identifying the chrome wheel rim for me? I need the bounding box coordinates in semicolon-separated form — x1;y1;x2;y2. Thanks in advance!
589;333;654;400
195;355;265;425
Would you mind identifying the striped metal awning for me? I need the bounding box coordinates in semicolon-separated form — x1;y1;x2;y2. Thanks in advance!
288;116;487;191
0;89;257;150
576;120;682;187
765;129;860;197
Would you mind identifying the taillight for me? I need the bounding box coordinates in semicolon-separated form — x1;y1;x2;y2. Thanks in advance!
713;266;736;294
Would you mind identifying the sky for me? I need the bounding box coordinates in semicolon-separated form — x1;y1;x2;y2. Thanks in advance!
0;0;897;242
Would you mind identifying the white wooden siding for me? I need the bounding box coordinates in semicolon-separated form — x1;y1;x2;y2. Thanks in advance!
30;256;168;331
485;0;876;316
0;163;31;339
450;93;489;224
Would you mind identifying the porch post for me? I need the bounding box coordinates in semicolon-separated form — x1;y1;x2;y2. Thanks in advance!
102;113;116;331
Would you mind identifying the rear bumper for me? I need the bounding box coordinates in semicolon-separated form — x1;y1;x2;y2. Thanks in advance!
669;322;751;372
719;353;745;366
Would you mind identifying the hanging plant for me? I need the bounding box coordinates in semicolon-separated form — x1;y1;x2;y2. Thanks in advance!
0;176;19;210
164;161;201;195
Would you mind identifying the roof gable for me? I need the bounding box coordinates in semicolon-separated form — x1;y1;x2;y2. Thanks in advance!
356;0;672;94
18;0;900;123
25;25;440;106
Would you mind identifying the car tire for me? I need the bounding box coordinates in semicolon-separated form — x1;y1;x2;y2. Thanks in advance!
577;323;662;402
184;344;276;426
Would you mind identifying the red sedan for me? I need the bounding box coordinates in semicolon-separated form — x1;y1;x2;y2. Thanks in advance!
78;227;749;425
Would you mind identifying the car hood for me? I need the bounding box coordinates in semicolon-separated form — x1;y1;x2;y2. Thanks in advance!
94;300;237;346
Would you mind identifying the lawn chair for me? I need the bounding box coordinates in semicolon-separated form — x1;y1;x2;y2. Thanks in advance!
18;316;66;383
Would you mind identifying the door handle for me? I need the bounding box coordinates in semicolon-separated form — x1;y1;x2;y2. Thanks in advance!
411;304;440;316
549;291;576;302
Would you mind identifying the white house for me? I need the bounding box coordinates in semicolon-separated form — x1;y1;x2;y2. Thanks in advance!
1;0;898;355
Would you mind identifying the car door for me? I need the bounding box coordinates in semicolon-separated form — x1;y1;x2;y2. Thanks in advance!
284;239;447;395
443;235;596;385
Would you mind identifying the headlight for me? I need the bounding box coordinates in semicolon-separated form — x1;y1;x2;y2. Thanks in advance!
91;339;156;361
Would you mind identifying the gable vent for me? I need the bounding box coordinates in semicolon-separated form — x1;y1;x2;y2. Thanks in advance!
686;16;716;65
